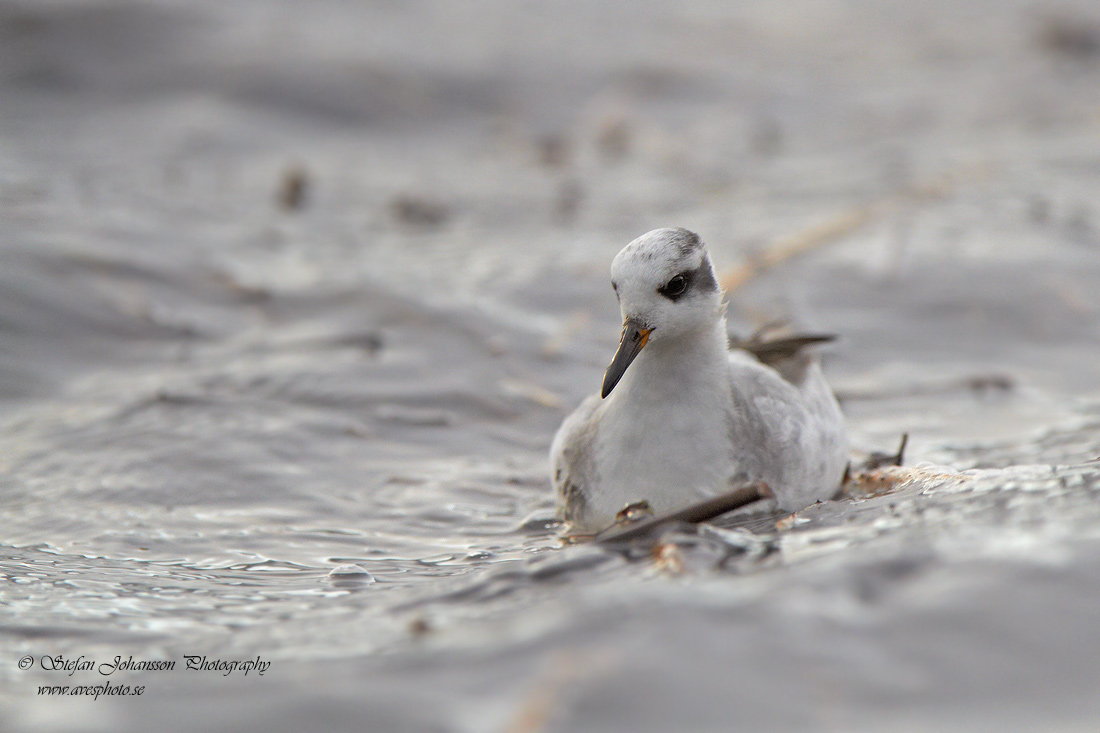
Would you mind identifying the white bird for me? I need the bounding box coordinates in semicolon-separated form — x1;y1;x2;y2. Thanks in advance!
550;228;849;531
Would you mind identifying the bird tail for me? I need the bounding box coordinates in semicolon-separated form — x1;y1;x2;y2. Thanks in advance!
729;322;838;384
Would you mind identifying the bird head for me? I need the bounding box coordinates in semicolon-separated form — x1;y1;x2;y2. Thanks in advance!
602;228;723;398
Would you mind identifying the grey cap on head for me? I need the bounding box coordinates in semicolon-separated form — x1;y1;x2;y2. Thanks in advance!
616;227;704;265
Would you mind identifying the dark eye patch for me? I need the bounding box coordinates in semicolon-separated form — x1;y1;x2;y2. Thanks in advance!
658;272;691;300
657;257;719;301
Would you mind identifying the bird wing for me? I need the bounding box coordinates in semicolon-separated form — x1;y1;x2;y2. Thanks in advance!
725;350;848;510
729;331;837;387
549;394;601;523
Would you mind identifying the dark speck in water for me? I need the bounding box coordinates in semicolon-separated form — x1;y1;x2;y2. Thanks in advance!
391;193;450;228
278;165;309;211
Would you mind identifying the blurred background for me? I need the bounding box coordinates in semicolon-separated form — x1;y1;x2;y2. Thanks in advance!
2;1;1100;730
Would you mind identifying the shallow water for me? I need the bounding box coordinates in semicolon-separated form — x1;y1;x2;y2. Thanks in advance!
3;0;1100;730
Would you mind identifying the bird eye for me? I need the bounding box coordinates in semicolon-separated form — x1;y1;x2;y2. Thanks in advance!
660;273;688;299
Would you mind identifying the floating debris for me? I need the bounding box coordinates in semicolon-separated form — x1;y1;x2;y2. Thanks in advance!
614;500;654;525
553;178;584;224
278;164;309;211
536;134;571;168
837;374;1015;402
651;541;685;574
595;113;632;161
593;483;771;550
408;617;432;637
860;433;909;472
842;467;912;500
1037;15;1100;60
641;522;779;574
328;331;385;355
391;193;450;228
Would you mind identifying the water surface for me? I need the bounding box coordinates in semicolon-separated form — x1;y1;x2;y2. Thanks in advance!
3;1;1100;730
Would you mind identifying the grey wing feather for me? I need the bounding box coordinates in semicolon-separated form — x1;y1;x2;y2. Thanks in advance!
726;350;848;511
730;332;837;386
549;395;601;523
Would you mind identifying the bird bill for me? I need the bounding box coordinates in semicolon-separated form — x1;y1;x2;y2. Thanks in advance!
601;318;652;398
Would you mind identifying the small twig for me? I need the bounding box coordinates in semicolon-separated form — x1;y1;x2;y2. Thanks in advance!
722;208;872;292
858;433;909;472
835;374;1014;403
719;162;994;293
594;483;771;547
842;433;910;491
